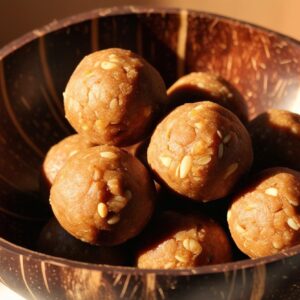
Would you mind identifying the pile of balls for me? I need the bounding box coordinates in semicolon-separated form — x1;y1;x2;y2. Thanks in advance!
38;48;300;269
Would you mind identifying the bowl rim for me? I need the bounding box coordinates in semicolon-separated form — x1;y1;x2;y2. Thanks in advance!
1;5;300;59
1;228;299;276
1;5;300;276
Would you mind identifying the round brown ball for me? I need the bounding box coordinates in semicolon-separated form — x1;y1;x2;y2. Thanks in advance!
37;217;127;265
147;101;253;202
228;167;300;258
167;72;248;123
42;134;94;186
249;109;300;170
50;145;156;246
64;48;168;146
136;211;232;269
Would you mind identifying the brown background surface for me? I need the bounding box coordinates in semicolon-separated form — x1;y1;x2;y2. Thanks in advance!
1;0;300;47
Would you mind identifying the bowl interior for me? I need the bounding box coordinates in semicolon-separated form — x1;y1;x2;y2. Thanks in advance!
1;6;300;272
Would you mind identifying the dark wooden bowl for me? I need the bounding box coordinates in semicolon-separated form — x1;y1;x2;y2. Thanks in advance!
1;6;300;300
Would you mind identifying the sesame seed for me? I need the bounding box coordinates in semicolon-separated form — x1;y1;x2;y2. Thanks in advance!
123;65;131;73
175;165;180;177
94;61;101;67
224;163;238;179
164;262;175;269
101;61;117;70
100;151;118;159
159;156;172;168
113;195;127;203
175;255;188;263
107;199;127;212
166;122;174;139
107;179;120;195
194;105;203;110
183;238;202;255
244;205;255;211
218;143;224;158
223;133;232;144
265;187;278;197
108;55;121;63
81;124;89;131
182;239;190;249
283;206;293;217
291;126;299;134
97;203;108;218
188;110;199;120
174;231;186;241
217;130;222;138
107;215;120;225
194;123;202;129
197;82;205;88
87;181;100;197
227;210;231;220
283;231;291;242
179;155;192;178
109;98;118;110
86;71;94;78
110;120;120;125
287;218;300;230
287;197;299;206
69;150;79;157
272;241;283;250
195;155;212;165
93;169;101;181
127;69;137;78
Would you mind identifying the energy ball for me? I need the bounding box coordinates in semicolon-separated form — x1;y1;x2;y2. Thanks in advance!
64;48;168;146
42;134;94;186
136;211;232;269
50;145;156;246
147;101;253;202
249;109;300;170
37;218;127;265
228;167;300;258
167;72;248;123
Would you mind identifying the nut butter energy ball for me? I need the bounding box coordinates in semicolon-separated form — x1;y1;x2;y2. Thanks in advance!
50;145;156;246
167;72;248;123
147;101;253;202
136;211;232;269
42;134;94;186
228;167;300;258
37;218;127;265
249;109;300;170
64;48;168;146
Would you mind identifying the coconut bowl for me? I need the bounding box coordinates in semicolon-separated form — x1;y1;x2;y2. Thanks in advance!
1;6;300;300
